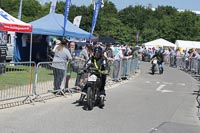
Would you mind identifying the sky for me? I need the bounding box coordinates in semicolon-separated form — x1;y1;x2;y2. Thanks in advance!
41;0;200;11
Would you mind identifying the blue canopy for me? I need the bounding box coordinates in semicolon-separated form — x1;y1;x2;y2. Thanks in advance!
29;13;90;39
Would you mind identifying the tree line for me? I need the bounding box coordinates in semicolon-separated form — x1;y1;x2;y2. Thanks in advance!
1;0;200;46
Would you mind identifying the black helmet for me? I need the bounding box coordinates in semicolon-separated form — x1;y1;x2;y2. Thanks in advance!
94;46;103;54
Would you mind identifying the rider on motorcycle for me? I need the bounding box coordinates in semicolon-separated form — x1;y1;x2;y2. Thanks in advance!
151;48;164;73
78;46;109;106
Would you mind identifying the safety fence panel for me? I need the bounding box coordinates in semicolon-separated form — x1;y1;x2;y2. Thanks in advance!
130;58;139;75
107;60;114;81
35;61;70;96
0;62;35;101
170;55;200;76
120;58;131;79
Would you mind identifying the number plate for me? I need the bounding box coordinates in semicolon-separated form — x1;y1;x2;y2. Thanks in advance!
88;74;97;81
153;60;157;64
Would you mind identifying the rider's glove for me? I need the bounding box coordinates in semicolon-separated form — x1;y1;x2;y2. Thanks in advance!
103;70;109;75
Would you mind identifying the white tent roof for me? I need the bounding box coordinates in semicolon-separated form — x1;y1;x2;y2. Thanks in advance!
175;40;200;50
144;38;176;48
0;8;32;32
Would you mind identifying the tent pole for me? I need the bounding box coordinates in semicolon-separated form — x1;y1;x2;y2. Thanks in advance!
29;33;32;62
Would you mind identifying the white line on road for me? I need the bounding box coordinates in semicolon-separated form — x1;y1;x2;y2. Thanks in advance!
177;83;186;86
156;84;166;91
156;84;174;93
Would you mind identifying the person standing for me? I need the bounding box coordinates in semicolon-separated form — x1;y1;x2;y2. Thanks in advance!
74;45;89;90
113;47;126;82
52;39;72;92
0;38;7;74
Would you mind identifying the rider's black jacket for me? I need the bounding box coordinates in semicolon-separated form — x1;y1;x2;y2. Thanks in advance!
151;51;164;64
83;55;109;96
89;56;109;74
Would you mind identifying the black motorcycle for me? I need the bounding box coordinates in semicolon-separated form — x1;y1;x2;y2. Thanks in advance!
151;58;163;75
81;64;105;110
151;58;158;75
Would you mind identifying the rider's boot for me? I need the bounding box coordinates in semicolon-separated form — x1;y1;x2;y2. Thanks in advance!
99;95;105;108
78;93;86;105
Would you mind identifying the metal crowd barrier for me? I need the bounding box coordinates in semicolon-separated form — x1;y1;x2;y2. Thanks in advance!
110;57;139;81
169;55;200;75
0;62;36;102
0;57;140;103
34;61;75;99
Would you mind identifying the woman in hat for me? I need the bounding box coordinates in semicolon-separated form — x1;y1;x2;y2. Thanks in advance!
52;39;72;93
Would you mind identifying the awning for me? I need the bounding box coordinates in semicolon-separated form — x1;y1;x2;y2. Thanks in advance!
0;8;32;32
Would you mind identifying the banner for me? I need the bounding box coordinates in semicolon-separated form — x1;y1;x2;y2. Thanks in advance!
89;0;101;39
136;32;140;46
18;0;23;20
73;16;82;27
101;0;104;8
49;0;57;13
63;0;71;36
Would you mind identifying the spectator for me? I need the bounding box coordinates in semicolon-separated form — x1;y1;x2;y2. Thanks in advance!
0;40;7;74
113;47;126;82
104;44;114;75
74;45;89;90
52;39;72;93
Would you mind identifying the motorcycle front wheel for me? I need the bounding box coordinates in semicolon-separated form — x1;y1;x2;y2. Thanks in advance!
152;64;156;75
87;87;94;110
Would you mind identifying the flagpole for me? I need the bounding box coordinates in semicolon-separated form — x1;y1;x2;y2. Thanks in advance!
63;0;71;36
18;0;23;20
89;0;101;39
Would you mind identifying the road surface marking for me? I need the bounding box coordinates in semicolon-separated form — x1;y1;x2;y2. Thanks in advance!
156;84;166;91
177;83;186;86
156;84;174;93
163;82;173;85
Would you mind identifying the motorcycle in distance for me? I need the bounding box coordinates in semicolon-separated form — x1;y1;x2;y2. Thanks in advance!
80;63;106;110
151;58;163;75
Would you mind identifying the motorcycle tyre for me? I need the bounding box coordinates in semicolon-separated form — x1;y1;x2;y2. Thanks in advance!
152;64;156;75
87;87;94;110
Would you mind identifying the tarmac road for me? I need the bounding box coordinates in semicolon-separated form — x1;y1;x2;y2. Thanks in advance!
0;61;200;133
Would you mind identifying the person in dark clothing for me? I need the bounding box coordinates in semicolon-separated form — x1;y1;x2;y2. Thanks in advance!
78;46;109;106
151;48;164;73
0;41;7;74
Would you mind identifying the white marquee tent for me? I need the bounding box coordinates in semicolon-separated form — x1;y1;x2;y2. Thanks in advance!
175;40;200;50
143;38;176;49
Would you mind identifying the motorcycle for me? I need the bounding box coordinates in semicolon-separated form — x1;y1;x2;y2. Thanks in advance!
151;58;163;75
80;64;105;110
151;58;158;75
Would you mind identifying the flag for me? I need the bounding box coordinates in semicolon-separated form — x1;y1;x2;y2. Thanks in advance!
136;32;140;46
101;0;104;8
63;0;71;36
18;0;23;20
89;0;101;39
73;16;82;27
49;0;57;13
